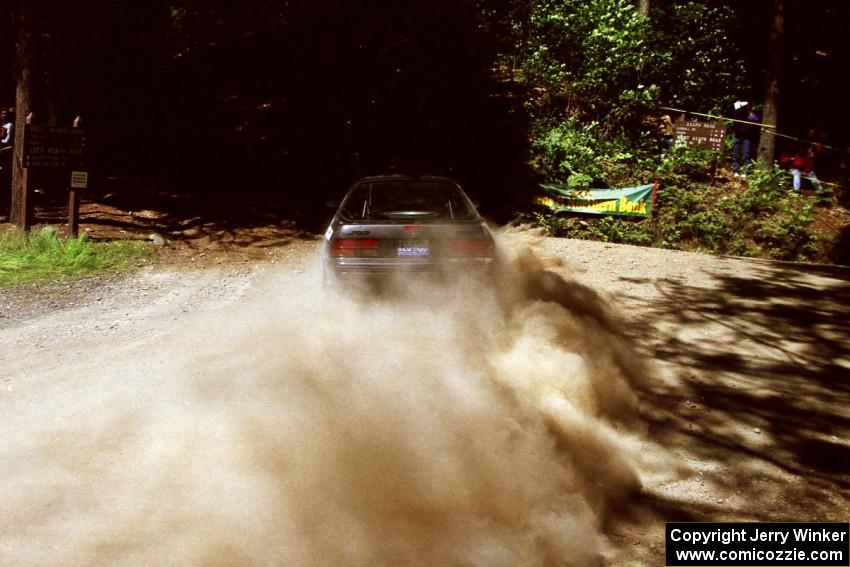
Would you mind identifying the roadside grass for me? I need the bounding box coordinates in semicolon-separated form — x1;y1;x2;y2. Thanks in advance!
0;227;153;287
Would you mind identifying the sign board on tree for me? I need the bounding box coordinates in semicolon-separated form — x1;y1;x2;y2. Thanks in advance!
23;125;86;169
673;120;726;152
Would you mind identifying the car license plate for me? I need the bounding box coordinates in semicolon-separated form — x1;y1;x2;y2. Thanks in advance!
397;240;430;257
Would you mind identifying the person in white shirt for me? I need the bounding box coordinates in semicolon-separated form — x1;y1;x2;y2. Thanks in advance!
0;109;12;146
0;108;11;217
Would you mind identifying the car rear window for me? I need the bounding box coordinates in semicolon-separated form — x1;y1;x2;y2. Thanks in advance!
339;181;477;221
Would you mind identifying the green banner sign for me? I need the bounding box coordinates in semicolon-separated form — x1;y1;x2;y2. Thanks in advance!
536;183;657;218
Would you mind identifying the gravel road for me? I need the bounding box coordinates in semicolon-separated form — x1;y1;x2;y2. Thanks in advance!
1;232;848;566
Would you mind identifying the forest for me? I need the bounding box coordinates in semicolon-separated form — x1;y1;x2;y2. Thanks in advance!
2;0;849;261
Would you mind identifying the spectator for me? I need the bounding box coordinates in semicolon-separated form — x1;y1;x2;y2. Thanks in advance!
730;100;760;178
0;108;11;218
779;142;822;193
658;114;675;149
0;108;12;146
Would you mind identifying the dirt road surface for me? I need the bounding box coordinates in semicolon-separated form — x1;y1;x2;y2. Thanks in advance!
1;231;848;565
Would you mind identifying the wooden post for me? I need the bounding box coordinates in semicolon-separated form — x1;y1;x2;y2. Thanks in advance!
67;116;82;237
710;154;718;186
11;0;34;232
16;112;34;234
67;186;79;237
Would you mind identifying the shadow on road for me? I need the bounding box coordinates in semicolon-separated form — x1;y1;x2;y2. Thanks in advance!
623;260;850;523
10;185;324;252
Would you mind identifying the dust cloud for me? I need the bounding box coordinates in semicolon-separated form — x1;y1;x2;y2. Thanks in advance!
0;228;659;566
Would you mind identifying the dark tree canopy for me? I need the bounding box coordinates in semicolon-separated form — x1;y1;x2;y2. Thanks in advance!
1;0;849;214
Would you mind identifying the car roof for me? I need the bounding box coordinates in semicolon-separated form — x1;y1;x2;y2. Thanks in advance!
351;174;460;186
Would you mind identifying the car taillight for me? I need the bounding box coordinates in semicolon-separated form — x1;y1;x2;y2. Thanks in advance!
331;238;380;257
450;238;493;256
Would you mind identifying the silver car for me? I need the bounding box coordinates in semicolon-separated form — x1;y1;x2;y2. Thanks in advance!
323;175;496;282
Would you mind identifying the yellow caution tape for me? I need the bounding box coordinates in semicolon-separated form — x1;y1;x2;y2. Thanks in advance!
660;106;776;129
659;106;848;154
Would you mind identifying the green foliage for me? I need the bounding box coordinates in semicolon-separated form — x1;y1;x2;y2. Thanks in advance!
528;212;653;246
514;0;748;148
656;142;718;184
648;179;744;254
756;220;816;260
527;152;821;261
522;0;659;130
648;1;748;113
585;217;654;246
752;195;818;261
511;0;751;195
531;119;605;182
530;118;659;189
530;211;579;237
0;228;153;287
514;0;747;209
738;164;789;213
652;161;818;260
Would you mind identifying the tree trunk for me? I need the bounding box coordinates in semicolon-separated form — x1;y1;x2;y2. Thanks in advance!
11;0;34;229
638;0;650;17
757;0;784;167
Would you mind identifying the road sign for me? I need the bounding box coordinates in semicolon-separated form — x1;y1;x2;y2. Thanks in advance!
23;125;86;169
674;120;727;152
70;171;88;189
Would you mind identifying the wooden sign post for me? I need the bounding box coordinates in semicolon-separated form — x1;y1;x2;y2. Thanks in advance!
22;116;87;236
67;117;85;237
68;171;88;237
673;119;728;185
673;120;727;152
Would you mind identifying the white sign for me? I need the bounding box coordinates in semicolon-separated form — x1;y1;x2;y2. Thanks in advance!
70;170;88;189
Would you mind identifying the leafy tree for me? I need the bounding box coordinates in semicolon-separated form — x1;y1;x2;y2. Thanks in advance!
647;1;747;114
2;0;848;215
521;0;657;131
503;0;757;185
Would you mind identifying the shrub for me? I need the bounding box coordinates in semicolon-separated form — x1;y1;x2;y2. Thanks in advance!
738;164;789;214
753;194;818;261
530;119;606;183
526;159;820;262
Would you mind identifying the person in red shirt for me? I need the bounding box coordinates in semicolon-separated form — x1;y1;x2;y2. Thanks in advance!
779;140;822;193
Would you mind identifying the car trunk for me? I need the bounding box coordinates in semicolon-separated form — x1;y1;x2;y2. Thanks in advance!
330;221;493;262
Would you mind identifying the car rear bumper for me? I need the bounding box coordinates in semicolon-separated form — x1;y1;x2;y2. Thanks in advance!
326;256;495;278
